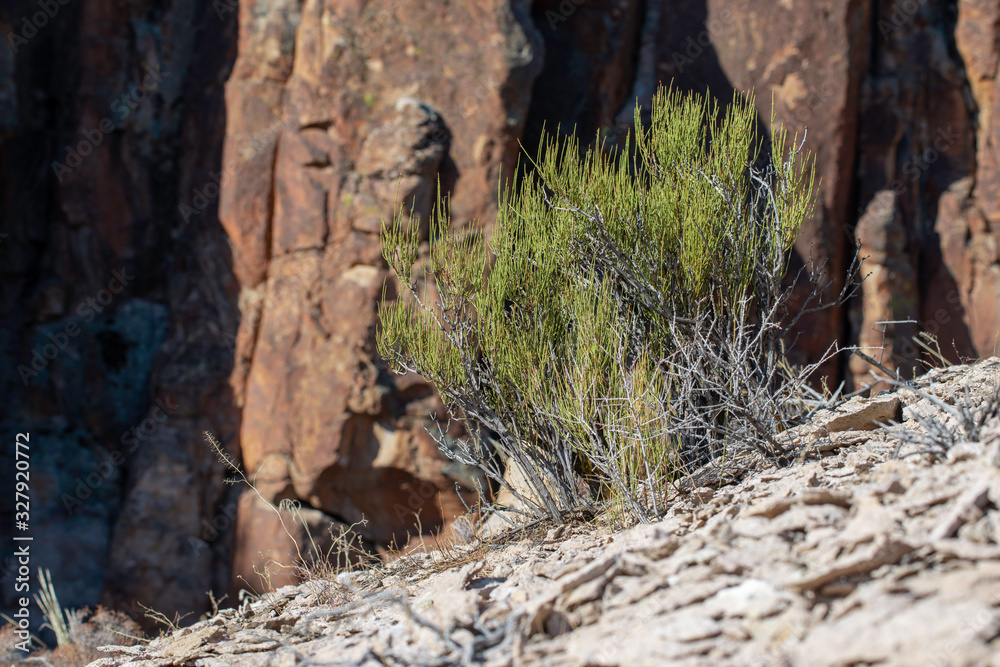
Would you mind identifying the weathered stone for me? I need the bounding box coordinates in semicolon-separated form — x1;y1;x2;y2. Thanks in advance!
85;359;1000;667
0;0;240;632
849;190;919;389
222;0;545;577
706;579;792;620
785;536;917;593
819;394;903;434
230;492;366;599
153;624;223;661
11;0;1000;641
745;487;853;519
856;0;981;373
657;0;872;381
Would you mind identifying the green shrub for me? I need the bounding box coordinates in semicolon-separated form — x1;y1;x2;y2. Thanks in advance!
379;86;831;524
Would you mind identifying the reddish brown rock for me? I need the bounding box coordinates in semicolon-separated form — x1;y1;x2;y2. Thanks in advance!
0;0;241;632
954;0;1000;358
221;0;542;584
523;0;646;149
654;0;872;381
9;0;1000;637
855;0;979;373
849;190;919;389
230;492;368;597
217;0;1000;593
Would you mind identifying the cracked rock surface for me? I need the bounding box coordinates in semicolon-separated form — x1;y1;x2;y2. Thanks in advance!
90;360;1000;666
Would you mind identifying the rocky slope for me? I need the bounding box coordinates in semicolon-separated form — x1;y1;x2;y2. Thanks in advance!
76;358;1000;666
2;0;1000;629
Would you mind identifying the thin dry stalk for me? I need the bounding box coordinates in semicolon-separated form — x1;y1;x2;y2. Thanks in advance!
872;368;1000;461
205;431;371;594
35;569;71;648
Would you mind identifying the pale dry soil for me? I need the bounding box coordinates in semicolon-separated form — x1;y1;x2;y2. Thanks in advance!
91;360;1000;667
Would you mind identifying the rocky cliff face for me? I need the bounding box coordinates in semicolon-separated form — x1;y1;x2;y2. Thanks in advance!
0;0;241;627
218;0;543;597
1;0;999;629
